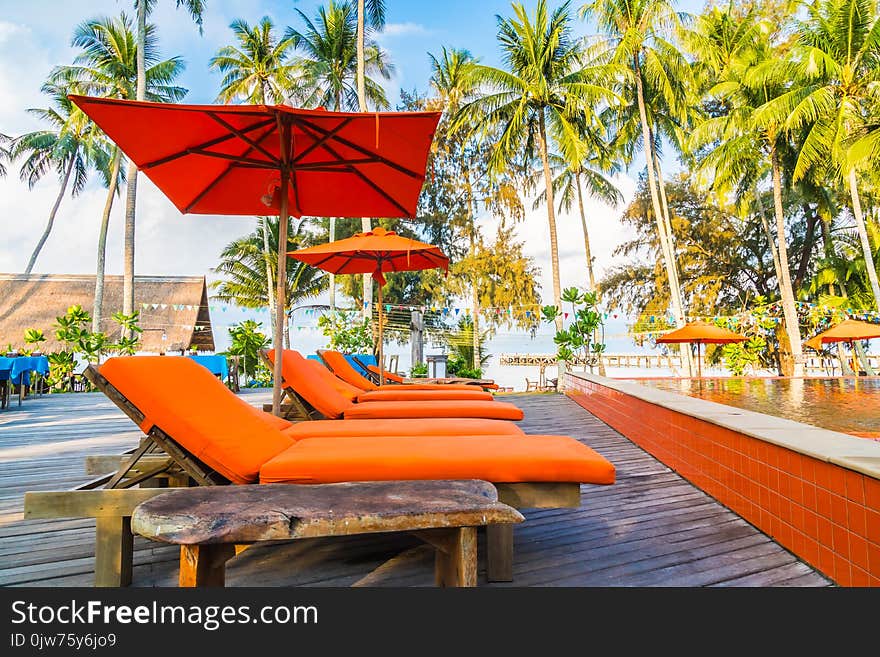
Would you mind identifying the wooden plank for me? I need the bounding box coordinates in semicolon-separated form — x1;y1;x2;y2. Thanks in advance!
496;482;580;509
94;516;133;587
433;527;477;587
179;544;236;587
486;524;514;582
24;489;170;519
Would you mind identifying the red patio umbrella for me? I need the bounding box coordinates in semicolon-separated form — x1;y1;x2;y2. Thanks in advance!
804;319;880;375
70;95;441;414
288;227;449;384
656;320;748;377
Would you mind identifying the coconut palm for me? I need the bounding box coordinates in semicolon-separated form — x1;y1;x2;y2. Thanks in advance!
210;17;295;105
581;0;696;373
211;217;327;348
210;15;296;336
757;0;880;309
9;84;109;275
458;0;613;380
51;13;186;332
0;133;10;178
122;0;205;329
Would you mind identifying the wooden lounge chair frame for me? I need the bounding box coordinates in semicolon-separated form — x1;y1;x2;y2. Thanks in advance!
23;364;580;587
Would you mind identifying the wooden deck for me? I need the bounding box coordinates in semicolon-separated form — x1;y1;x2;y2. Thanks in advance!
0;390;831;587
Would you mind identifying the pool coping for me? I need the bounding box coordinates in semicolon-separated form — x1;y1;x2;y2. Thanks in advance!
566;372;880;481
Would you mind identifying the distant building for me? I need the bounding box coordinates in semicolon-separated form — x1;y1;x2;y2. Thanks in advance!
0;274;215;353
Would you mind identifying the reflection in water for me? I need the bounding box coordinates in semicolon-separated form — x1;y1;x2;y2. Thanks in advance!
633;377;880;438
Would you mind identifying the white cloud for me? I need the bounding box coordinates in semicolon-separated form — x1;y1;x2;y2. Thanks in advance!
379;22;430;38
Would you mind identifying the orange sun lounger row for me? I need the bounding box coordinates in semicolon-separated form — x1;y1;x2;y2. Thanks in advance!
98;356;615;488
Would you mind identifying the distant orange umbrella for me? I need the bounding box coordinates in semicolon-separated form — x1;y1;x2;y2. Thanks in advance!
804;319;880;375
289;227;449;384
656;320;748;377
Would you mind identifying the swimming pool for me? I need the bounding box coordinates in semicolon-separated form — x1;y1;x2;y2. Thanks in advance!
629;377;880;439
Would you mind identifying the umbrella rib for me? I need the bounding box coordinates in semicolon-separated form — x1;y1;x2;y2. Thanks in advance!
206;112;280;164
291;117;353;164
183;124;277;213
188;149;279;167
296;116;425;180
296;122;411;216
142;118;276;170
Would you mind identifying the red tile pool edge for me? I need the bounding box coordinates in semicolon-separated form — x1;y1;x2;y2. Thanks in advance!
565;376;880;587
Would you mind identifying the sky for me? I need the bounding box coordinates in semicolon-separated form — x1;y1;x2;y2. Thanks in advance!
0;0;704;354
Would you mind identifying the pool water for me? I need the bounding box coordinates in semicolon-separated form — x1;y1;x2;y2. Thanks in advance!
630;377;880;439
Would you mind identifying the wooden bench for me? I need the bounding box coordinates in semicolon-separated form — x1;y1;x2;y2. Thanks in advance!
130;480;524;587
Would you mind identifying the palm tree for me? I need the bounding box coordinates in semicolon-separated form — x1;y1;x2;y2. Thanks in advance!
687;6;806;375
759;0;880;309
52;13;186;332
123;0;205;329
581;0;696;374
212;217;327;348
9;84;108;275
459;0;613;380
0;133;10;178
210;15;295;339
211;17;295;104
287;0;393;318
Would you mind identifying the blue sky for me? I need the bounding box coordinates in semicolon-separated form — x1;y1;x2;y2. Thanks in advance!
0;0;704;356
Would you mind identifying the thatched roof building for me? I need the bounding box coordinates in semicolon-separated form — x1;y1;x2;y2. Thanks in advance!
0;274;215;353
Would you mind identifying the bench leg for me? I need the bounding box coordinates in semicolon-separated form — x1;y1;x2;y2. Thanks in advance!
179;544;236;587
95;516;133;587
486;523;514;582
434;527;477;587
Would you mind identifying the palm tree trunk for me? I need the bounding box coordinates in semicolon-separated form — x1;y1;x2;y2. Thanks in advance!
770;144;804;377
93;147;122;334
465;172;480;371
755;185;784;283
537;111;564;384
356;0;373;320
262;219;276;338
24;154;75;275
848;169;880;309
122;0;147;332
794;204;817;293
633;57;691;375
575;172;606;376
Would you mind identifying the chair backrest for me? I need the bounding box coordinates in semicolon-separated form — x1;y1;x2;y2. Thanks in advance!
302;358;361;402
317;349;378;390
368;364;404;383
267;349;355;418
99;357;294;484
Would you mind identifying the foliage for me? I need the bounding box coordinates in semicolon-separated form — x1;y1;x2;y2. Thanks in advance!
409;362;428;377
318;310;374;354
223;320;271;387
22;329;46;355
542;287;606;369
442;315;490;377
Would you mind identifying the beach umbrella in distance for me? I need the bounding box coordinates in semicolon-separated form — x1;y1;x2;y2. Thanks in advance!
804;319;880;376
288;227;449;384
69;95;441;414
656;320;748;377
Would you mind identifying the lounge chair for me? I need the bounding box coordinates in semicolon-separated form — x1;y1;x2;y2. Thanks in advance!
24;356;615;586
320;349;485;392
268;349;525;421
363;362;499;390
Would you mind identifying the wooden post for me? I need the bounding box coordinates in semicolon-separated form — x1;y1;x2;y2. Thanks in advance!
410;309;424;372
377;283;385;385
486;524;514;582
433;527;477;587
94;516;133;587
272;117;291;417
179;544;236;587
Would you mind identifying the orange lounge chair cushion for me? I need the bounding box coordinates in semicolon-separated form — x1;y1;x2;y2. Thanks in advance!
302;358;361;402
260;434;616;485
368;365;498;390
356;388;494;403
341;399;523;421
317;349;377;390
282;417;524;440
268;349;353;418
100;357;294;484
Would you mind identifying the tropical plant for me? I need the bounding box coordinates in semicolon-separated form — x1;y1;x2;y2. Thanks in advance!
582;0;695;374
458;0;614;380
318;310;374;353
0;132;10;177
224;320;271;386
442;315;490;379
211;16;294;104
542;287;606;372
122;0;205;328
23;329;46;353
9;85;108;274
211;217;327;348
409;362;428;377
51;13;186;332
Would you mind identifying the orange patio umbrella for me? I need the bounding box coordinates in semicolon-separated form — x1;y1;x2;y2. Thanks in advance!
70;95;441;414
289;227;449;384
656;320;748;377
804;319;880;375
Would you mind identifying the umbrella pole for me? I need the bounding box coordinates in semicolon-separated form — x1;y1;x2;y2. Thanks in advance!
378;284;385;386
272;170;289;416
697;343;702;378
